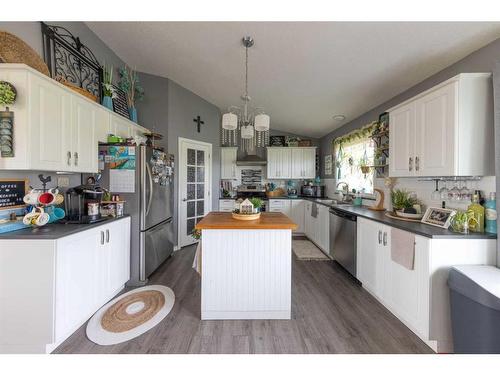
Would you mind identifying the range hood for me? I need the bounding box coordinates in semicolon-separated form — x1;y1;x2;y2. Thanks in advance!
236;152;267;166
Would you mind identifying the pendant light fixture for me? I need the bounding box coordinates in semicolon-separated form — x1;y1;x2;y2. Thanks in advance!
221;36;270;151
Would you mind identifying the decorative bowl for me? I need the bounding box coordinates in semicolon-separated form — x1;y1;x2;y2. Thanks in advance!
396;210;424;220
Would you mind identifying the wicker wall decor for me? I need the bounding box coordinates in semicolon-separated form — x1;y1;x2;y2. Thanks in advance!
0;31;50;76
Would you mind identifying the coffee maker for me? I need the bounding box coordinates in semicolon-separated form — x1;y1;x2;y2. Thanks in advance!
65;177;106;224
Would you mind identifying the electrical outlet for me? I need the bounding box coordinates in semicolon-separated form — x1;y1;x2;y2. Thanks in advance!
57;176;70;187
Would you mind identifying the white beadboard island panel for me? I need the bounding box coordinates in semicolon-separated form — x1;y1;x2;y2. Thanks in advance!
201;229;292;320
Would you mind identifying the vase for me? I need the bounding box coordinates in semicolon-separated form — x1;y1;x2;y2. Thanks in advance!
129;107;138;123
102;95;113;110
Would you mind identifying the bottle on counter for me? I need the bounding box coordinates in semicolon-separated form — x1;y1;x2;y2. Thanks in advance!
484;192;497;234
468;193;485;233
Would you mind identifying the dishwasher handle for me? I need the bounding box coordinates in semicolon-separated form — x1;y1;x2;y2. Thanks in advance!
329;208;357;222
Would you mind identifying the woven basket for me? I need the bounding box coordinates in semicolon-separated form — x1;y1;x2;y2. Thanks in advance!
0;31;50;76
266;188;286;198
55;76;98;102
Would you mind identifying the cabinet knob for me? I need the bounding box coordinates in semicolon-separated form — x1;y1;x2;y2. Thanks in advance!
106;229;110;243
378;230;382;244
74;152;79;166
408;157;413;172
100;231;105;245
383;232;387;246
67;151;71;166
415;156;420;171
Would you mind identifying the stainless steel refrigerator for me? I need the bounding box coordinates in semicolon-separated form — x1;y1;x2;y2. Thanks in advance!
97;145;174;285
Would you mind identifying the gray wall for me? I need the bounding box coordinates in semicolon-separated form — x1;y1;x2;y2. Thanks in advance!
319;36;500;179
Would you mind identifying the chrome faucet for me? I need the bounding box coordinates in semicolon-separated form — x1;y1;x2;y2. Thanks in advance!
336;182;352;202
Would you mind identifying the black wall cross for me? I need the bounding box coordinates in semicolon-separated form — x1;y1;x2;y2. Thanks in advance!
193;115;205;133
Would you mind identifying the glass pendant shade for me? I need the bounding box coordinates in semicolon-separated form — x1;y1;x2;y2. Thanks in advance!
240;125;254;139
222;112;238;130
254;113;270;131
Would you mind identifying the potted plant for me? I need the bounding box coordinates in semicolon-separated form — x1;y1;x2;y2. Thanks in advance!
359;158;370;175
391;189;420;213
450;210;471;234
101;64;116;110
249;197;263;213
118;65;144;123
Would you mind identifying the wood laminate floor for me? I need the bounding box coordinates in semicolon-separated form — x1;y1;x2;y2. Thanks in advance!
54;244;433;354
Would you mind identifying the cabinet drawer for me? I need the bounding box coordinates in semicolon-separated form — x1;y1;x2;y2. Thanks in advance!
219;200;235;211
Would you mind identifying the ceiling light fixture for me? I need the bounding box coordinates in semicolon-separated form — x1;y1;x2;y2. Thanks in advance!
332;115;346;121
221;36;270;151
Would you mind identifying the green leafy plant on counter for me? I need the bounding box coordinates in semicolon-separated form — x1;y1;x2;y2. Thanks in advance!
249;197;263;211
391;189;420;211
0;82;16;106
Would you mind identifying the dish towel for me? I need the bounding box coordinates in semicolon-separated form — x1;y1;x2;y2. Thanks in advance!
390;228;416;270
192;242;202;275
311;202;318;218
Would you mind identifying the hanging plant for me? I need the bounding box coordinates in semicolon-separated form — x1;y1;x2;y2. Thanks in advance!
332;121;378;148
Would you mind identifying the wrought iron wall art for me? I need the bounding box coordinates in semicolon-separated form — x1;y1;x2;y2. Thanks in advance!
0;108;14;157
41;22;103;102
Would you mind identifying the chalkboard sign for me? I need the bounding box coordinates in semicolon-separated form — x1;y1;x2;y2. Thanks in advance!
112;85;131;120
269;135;286;147
0;179;27;210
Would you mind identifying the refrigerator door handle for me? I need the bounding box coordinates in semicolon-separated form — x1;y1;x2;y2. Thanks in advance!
145;162;154;216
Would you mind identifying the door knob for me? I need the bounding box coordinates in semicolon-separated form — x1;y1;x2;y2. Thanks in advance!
182;198;188;202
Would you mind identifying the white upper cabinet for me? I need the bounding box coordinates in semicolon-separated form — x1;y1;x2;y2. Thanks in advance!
71;96;99;172
220;147;237;179
291;148;316;179
389;102;415;177
0;64;149;173
267;147;315;179
28;73;72;172
389;73;493;177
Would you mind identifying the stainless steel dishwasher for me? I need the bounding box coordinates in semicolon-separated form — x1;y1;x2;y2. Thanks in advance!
329;208;357;278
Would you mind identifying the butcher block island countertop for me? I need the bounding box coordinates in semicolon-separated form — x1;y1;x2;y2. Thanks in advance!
195;212;298;230
196;211;296;320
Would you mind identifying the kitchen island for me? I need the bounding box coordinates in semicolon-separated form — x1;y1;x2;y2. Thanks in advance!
195;212;297;320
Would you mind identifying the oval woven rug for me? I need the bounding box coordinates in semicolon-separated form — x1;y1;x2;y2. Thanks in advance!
86;285;175;345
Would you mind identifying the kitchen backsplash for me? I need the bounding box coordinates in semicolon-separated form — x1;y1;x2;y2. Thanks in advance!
324;176;496;211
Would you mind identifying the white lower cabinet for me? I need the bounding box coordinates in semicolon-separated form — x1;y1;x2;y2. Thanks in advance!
268;199;292;217
303;201;329;253
290;200;305;233
219;199;236;212
356;217;496;353
0;217;131;353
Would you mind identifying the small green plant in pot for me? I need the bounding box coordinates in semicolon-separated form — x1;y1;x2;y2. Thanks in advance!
249;197;263;213
391;189;420;213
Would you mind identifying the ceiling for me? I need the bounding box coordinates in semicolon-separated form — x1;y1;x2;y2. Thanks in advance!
86;22;500;138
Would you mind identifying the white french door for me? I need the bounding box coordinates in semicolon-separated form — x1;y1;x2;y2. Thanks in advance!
178;138;212;248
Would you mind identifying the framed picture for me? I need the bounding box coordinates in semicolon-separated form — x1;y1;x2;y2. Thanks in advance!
421;207;456;229
324;154;333;175
269;135;286;147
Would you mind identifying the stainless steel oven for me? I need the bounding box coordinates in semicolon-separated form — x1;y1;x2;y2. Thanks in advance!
329;208;357;278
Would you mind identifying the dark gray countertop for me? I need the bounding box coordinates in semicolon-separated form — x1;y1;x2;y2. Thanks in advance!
330;205;497;239
0;215;130;240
